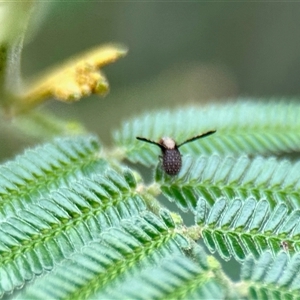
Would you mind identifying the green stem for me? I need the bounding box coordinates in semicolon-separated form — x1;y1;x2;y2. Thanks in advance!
0;45;8;99
0;4;35;113
5;35;24;93
0;37;25;113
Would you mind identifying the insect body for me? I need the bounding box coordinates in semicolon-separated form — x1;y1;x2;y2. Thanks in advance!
136;130;216;175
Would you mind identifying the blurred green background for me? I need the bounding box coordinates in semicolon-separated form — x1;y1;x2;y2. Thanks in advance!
2;2;300;281
2;2;300;160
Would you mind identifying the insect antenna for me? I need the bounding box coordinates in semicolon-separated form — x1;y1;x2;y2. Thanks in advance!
136;137;163;149
177;130;216;148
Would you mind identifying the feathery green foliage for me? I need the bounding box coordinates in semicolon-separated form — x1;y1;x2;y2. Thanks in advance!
156;154;300;212
18;239;231;300
241;251;300;299
0;135;106;219
3;101;300;299
2;5;300;298
196;197;300;261
17;209;184;299
114;102;300;166
0;134;236;300
0;164;146;297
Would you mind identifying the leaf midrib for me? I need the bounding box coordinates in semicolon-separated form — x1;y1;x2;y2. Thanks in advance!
0;191;137;265
164;182;299;209
0;152;101;214
65;233;177;300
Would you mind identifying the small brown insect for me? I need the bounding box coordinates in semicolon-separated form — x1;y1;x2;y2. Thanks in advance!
136;130;216;175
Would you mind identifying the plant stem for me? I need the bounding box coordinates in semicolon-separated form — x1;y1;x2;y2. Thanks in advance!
0;3;35;114
0;44;7;93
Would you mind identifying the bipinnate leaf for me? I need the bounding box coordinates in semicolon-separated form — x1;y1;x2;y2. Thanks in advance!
157;154;300;212
114;102;300;166
196;197;300;261
16;210;183;299
241;251;300;299
0;168;145;297
3;101;300;299
19;236;231;300
0;135;106;219
0;130;234;299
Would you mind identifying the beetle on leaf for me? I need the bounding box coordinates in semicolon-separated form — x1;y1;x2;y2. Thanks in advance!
136;130;216;175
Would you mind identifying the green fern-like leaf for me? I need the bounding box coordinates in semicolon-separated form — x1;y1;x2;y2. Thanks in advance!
97;256;226;300
156;155;300;212
16;210;191;299
4;101;300;299
18;234;233;300
241;251;300;299
196;197;300;261
0;168;145;297
0;135;107;219
114;102;300;166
